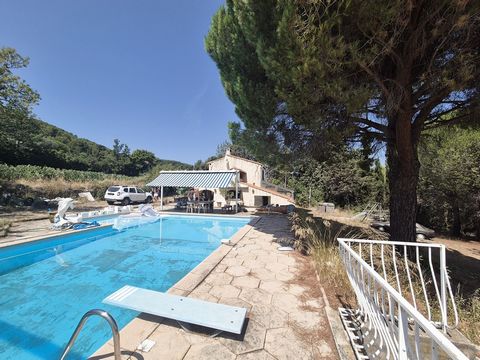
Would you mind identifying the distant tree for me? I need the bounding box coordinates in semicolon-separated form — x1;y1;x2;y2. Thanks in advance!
0;47;40;112
317;149;381;207
112;139;130;159
216;140;256;161
193;159;208;170
282;158;322;206
206;0;480;242
111;139;133;174
215;141;230;158
359;134;375;174
0;112;34;164
227;121;241;144
418;126;480;237
0;48;40;165
370;159;388;207
227;121;294;167
130;149;157;174
280;148;385;208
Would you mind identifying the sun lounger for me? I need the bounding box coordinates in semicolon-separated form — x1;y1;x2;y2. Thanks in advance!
103;285;247;334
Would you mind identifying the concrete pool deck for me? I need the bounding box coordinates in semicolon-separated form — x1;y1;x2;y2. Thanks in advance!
90;215;338;360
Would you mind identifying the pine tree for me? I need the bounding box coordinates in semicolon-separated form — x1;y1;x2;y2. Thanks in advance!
206;0;480;242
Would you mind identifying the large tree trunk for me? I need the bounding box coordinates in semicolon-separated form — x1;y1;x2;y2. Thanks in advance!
476;198;480;241
386;112;420;243
451;198;461;237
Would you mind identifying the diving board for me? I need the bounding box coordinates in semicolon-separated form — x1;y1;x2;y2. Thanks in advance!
103;285;247;334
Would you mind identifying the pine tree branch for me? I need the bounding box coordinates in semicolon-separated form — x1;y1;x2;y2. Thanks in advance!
423;111;474;129
412;87;451;138
423;103;471;124
350;116;389;134
358;62;390;98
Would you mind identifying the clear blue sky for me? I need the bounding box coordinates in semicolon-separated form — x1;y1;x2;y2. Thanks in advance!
0;0;237;164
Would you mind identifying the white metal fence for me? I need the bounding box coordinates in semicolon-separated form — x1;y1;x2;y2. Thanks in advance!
338;238;467;360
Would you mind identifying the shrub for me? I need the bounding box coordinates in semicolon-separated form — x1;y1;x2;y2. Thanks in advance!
0;163;131;182
0;219;12;237
0;164;147;201
289;209;377;306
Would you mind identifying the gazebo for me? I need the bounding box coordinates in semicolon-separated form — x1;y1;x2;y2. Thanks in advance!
146;170;240;211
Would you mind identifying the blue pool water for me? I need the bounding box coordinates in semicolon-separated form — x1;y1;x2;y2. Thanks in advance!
0;215;249;360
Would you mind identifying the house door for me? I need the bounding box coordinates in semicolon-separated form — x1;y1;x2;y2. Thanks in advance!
254;195;271;207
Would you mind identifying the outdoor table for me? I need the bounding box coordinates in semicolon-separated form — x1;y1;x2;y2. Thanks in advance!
186;201;197;213
222;205;233;213
198;201;213;213
187;201;213;213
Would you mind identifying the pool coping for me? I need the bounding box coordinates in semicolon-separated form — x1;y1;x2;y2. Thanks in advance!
0;211;253;249
90;215;261;358
0;212;253;250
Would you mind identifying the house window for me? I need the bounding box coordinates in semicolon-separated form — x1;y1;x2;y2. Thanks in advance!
239;171;247;183
226;189;242;200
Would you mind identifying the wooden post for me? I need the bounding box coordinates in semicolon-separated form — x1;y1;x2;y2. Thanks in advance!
235;171;239;213
160;186;164;211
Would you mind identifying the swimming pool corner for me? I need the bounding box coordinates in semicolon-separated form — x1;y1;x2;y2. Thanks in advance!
168;215;260;294
89;215;261;359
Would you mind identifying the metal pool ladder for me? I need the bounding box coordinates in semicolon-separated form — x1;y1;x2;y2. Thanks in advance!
59;309;121;360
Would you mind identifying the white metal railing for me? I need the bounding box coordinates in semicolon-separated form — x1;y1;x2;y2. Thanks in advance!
260;181;294;198
340;238;459;330
338;238;466;360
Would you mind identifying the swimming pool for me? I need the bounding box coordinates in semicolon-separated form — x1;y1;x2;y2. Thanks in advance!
0;215;250;360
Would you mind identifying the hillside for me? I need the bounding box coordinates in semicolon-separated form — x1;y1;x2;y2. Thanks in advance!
0;112;190;174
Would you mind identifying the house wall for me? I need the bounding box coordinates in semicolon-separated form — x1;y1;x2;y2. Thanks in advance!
246;187;294;206
210;183;294;208
210;185;249;207
209;153;263;186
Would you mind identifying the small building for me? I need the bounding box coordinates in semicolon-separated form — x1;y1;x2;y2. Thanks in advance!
208;149;295;208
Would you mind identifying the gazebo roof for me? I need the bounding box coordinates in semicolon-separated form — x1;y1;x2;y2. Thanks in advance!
146;170;237;188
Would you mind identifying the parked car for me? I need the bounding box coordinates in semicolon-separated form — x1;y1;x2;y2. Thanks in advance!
104;186;152;205
370;221;435;240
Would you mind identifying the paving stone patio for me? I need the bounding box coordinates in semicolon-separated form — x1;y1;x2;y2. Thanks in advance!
90;215;338;360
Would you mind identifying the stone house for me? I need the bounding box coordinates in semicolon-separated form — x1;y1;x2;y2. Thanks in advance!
208;149;295;208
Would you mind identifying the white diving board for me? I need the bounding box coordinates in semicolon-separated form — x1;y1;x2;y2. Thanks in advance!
103;285;247;334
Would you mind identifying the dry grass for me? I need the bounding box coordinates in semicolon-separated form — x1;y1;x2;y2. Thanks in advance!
419;287;480;344
351;239;480;345
290;209;383;307
453;290;480;344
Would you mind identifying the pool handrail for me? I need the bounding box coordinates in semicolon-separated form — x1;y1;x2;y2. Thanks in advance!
59;309;120;360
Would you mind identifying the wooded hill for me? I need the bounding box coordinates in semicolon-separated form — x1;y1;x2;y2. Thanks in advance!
0;112;190;176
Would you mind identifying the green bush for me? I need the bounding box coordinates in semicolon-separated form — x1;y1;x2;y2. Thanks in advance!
0;219;12;237
0;164;131;182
